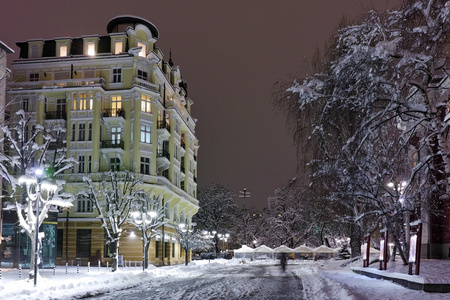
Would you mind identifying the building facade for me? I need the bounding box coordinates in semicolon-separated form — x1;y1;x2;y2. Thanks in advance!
5;16;199;267
0;40;14;267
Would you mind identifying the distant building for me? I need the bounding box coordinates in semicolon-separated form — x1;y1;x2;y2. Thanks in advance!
5;16;199;267
0;40;14;267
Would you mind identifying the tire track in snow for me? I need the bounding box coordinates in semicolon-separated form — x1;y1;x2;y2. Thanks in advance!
293;264;355;300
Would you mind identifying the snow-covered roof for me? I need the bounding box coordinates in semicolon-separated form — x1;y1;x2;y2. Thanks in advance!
233;245;254;253
273;245;293;253
254;245;274;253
313;245;337;253
0;40;14;53
293;245;314;253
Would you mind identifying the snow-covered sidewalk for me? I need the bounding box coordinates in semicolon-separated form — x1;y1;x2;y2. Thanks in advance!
0;258;448;299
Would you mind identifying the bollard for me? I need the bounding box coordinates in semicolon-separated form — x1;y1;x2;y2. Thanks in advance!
18;265;22;279
53;266;56;276
88;262;90;273
98;259;101;271
66;263;68;275
107;261;109;271
0;269;2;280
77;263;79;274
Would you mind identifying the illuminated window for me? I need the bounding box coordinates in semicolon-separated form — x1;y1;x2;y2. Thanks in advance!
114;41;122;54
138;42;146;57
140;124;151;144
73;93;77;110
60;45;67;57
141;95;151;113
111;127;122;145
111;95;122;116
87;43;95;56
79;93;87;110
89;93;94;110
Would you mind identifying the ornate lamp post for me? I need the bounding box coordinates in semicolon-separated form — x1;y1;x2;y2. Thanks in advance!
130;207;157;271
179;223;195;265
19;168;57;287
217;233;230;252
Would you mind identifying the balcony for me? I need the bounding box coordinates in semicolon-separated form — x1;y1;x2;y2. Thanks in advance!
45;111;67;120
133;78;160;93
157;121;170;141
102;108;125;119
101;140;124;150
157;149;170;159
156;149;170;172
9;77;106;90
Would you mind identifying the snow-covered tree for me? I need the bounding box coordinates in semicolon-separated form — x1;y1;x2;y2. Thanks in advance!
0;108;75;278
128;195;165;270
193;182;237;252
81;170;141;272
275;0;450;264
174;224;212;265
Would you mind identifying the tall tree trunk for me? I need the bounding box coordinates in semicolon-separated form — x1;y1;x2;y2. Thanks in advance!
349;223;362;258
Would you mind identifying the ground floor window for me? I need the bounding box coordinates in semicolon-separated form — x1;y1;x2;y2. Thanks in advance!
76;229;91;258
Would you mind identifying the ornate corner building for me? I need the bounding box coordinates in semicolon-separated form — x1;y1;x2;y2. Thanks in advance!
6;16;199;267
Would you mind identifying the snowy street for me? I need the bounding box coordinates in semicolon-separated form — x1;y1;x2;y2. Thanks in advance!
1;258;449;299
90;263;304;300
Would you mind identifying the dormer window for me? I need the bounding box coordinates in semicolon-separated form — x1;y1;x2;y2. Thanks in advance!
87;43;95;56
60;45;68;57
114;41;123;54
83;36;99;56
56;39;71;57
138;42;147;57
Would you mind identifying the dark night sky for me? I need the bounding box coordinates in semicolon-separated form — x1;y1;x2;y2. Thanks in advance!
1;0;401;209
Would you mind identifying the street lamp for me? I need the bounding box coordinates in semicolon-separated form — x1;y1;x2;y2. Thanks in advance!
387;180;410;250
217;233;230;252
179;223;195;265
19;168;57;287
130;208;157;271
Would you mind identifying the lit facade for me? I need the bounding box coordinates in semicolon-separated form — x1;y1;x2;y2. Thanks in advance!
7;16;199;267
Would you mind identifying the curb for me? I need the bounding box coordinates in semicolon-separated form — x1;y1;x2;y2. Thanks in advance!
352;269;450;293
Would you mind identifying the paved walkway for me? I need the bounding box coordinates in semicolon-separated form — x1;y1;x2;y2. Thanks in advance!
352;259;450;293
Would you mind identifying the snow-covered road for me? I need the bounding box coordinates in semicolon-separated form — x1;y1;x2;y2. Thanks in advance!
90;263;304;299
2;258;448;299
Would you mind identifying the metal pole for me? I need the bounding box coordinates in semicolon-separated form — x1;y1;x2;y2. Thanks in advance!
34;181;41;287
415;223;422;275
142;227;146;271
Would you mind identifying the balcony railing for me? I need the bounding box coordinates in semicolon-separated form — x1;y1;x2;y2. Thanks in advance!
9;77;106;90
45;111;67;120
102;108;125;118
157;149;170;159
157;121;170;132
133;78;160;93
101;140;124;149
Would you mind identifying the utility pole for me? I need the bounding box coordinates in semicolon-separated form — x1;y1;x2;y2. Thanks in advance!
239;188;251;246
